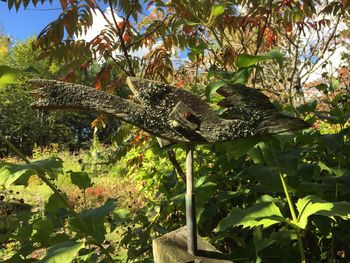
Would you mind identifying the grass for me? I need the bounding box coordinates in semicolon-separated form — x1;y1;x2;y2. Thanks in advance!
0;149;146;261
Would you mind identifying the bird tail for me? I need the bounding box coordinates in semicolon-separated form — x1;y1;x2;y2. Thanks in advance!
257;112;310;135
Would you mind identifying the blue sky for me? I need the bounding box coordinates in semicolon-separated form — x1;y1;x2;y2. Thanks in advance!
0;2;64;41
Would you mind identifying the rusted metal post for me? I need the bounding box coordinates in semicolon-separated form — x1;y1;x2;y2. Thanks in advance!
186;145;197;255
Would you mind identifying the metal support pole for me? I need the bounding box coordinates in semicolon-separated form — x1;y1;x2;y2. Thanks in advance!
186;145;197;255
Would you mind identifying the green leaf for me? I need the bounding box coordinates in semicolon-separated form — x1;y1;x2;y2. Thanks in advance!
296;195;350;229
0;65;38;87
231;68;252;84
0;65;22;86
240;166;284;194
45;193;69;213
222;138;260;160
205;80;227;100
195;182;217;223
215;201;284;232
32;219;54;245
235;49;284;69
297;100;317;113
70;199;117;242
185;20;200;26
210;5;225;17
0;158;63;188
39;241;84;263
69;171;92;190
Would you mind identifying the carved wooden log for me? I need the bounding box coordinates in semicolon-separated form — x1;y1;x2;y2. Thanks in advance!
29;77;309;144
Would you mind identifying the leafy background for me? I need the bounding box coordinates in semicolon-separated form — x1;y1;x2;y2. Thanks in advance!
0;0;350;262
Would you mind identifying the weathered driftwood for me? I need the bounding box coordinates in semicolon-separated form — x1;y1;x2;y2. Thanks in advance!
29;78;308;260
152;227;232;263
29;77;309;144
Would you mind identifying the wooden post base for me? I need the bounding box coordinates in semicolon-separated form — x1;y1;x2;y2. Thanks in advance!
153;227;232;263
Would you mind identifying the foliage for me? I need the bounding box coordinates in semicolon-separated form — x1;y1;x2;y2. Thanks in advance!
0;38;99;156
1;0;350;262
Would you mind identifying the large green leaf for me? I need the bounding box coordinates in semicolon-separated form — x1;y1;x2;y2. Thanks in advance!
240;166;284;193
296;195;350;229
195;181;217;223
0;65;38;87
39;241;84;263
45;193;69;213
231;67;252;84
69;171;92;190
0;158;63;188
32;218;54;246
224;138;260;160
205;80;227;100
0;65;22;86
210;5;225;17
70;199;117;242
235;49;284;69
215;200;284;232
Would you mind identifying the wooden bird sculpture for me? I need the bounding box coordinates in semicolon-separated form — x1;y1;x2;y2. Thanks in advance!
29;77;309;144
29;77;309;257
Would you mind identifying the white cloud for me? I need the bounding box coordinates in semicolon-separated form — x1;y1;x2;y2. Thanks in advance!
75;7;186;70
299;16;348;84
75;7;155;59
76;7;121;42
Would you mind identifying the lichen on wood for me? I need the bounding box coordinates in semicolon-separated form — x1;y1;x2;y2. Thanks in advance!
29;77;309;144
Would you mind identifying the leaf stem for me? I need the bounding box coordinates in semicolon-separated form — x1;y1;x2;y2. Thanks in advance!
0;132;114;262
279;173;297;222
273;149;306;263
0;132;74;213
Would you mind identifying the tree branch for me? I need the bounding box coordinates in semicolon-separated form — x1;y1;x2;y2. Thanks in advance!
167;150;186;182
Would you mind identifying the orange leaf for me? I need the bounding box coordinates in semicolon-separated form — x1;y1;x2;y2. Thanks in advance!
117;21;124;30
263;27;277;46
86;0;96;8
132;131;143;144
123;33;132;43
60;0;67;9
95;80;102;90
91;114;107;129
183;25;193;35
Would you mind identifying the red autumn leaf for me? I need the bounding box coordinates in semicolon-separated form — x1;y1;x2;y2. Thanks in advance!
164;37;173;50
183;25;193;35
284;23;293;34
117;21;124;30
80;60;91;71
95;80;102;90
263;27;277;46
132;131;143;144
86;0;96;8
123;33;132;43
60;0;67;9
90;35;103;45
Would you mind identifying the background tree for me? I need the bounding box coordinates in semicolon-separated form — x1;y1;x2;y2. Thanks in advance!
0;37;100;155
